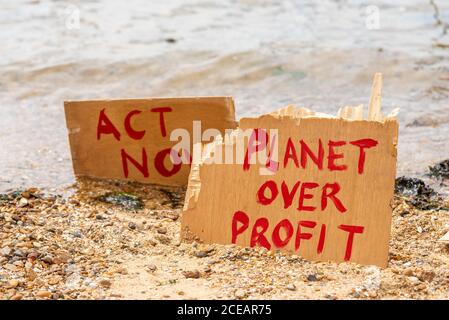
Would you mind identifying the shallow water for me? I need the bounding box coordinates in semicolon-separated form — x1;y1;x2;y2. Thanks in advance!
1;0;448;193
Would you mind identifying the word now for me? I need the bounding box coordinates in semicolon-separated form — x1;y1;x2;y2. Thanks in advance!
231;210;364;261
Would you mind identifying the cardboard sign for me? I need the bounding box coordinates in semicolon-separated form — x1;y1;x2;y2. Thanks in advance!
64;97;236;186
182;75;399;267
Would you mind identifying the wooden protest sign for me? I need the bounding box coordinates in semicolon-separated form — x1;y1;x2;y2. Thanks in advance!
64;97;236;186
182;75;399;267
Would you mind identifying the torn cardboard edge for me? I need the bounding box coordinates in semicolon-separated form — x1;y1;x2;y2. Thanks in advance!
438;231;449;243
183;73;400;213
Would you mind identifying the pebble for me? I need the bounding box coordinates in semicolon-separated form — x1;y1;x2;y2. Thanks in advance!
155;234;171;245
7;279;20;289
194;250;209;258
128;222;136;230
286;283;296;291
418;270;435;282
14;249;24;257
99;279;112;288
27;252;38;261
10;294;23;300
4;264;18;272
203;267;212;273
72;230;83;238
147;264;157;272
41;255;54;264
403;262;412;268
148;238;158;246
21;191;31;199
234;289;246;299
306;274;318;282
36;291;52;298
403;269;414;277
157;227;167;234
407;276;420;284
1;247;11;256
182;270;200;279
18;197;28;208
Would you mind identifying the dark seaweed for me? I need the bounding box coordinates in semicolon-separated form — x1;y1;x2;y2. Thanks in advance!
428;159;449;180
96;192;144;210
395;176;446;210
158;188;184;208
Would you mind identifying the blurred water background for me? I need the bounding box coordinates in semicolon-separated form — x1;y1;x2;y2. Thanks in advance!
0;0;448;192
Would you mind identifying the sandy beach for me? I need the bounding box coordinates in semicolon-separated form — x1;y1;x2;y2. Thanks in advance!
0;175;448;300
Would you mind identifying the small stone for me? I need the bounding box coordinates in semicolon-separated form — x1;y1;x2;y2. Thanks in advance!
157;227;167;234
32;241;42;248
10;294;23;300
72;230;83;238
48;276;62;285
7;279;20;288
234;289;246;299
407;276;420;284
286;283;296;291
147;264;157;272
418;270;435;282
194;250;209;258
51;293;62;299
128;222;136;230
1;247;11;256
18;197;28;207
41;255;54;264
36;291;52;298
182;270;200;279
27;252;39;262
306;274;318;282
403;268;414;276
99;279;112;288
155;234;171;245
165;38;177;43
21;191;31;199
148;238;157;246
4;264;18;272
54;252;71;264
14;249;24;257
96;214;105;220
203;266;212;273
403;262;412;268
